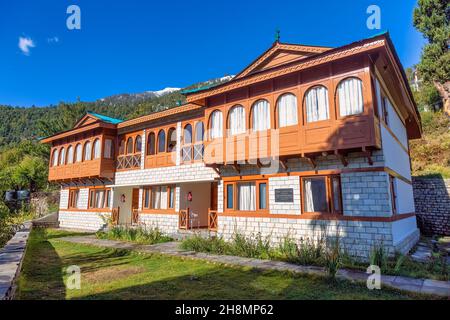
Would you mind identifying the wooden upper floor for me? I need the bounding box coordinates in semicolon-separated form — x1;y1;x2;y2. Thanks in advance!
42;33;421;182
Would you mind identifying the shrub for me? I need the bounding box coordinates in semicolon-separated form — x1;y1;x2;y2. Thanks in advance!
324;237;342;280
369;243;388;271
181;234;228;254
96;226;172;245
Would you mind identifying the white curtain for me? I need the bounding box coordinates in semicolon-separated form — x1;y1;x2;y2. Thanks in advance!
67;146;74;164
277;94;298;127
59;148;65;165
75;144;82;162
104;139;112;158
52;149;59;167
305;86;329;123
93;139;101;159
304;179;314;212
84;142;92;161
160;186;168;209
252;100;271;131
229;105;246;135
338;78;363;116
95;190;105;208
210;110;223;139
238;182;256;211
152;186;161;209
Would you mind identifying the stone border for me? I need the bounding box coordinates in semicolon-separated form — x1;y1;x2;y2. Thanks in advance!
0;222;32;300
60;235;450;298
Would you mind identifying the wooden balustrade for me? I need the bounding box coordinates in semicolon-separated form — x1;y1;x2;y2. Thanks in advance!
116;154;141;170
112;208;120;225
132;209;139;225
178;208;190;229
208;209;218;231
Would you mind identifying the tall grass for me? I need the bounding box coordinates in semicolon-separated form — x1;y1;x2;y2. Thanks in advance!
96;226;172;245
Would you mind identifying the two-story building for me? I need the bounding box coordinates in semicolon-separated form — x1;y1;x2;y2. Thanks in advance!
42;33;422;259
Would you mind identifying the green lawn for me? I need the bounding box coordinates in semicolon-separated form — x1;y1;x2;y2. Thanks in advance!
16;229;434;300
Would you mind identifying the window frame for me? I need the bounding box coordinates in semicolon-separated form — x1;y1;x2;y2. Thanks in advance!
276;92;298;128
303;85;330;124
66;145;74;164
335;76;364;119
146;132;156;156
224;179;268;214
300;174;343;215
209;109;223;139
88;188;111;210
157;129;166;153
389;175;397;215
228;104;246;136
142;185;176;212
68;189;80;209
83;141;92;161
250;99;271;132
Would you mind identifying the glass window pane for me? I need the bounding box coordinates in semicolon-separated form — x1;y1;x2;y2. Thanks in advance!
277;94;298;127
184;125;192;144
338;78;363;116
237;182;256;211
152;186;161;209
305;86;329;123
160;186;168;209
105;190;111;208
104;139;113;158
169;187;174;208
259;183;267;210
195;122;204;142
252;100;270;131
148;133;155;155
93;139;101;159
303;177;328;213
135;136;142;153
158;131;166;153
226;184;233;209
84;142;92;161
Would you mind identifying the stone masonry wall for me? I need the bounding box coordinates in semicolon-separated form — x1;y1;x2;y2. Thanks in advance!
413;177;450;236
59;211;110;231
139;213;179;235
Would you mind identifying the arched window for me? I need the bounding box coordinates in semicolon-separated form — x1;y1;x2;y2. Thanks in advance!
83;141;92;161
195;122;204;142
184;124;192;144
66;145;74;164
135;135;142;153
337;77;363;116
209;110;223;139
305;86;329;123
118;138;125;155
147;132;156;155
75;144;82;162
158;129;166;153
167;128;176;152
104;139;113;159
126;137;133;154
93;139;101;159
251;99;270;131
228;105;246;135
277;94;298;127
51;149;59;167
59;147;66;166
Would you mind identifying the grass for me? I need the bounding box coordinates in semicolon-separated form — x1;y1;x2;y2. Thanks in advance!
15;228;438;300
96;226;172;245
181;233;449;281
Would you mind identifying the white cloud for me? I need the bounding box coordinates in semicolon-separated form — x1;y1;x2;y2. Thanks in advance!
18;37;35;55
47;36;59;43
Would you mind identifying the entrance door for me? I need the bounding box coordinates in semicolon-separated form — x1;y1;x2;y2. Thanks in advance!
131;188;139;224
210;182;218;210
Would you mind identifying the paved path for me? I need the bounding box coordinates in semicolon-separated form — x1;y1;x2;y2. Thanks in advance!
59;235;450;297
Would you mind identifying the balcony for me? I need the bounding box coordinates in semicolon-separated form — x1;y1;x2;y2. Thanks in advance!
48;158;115;182
116;153;141;170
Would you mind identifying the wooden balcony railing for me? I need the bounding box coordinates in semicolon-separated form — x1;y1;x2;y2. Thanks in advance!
132;209;139;225
182;143;204;163
112;208;120;225
178;208;190;229
208;209;218;231
116;154;141;170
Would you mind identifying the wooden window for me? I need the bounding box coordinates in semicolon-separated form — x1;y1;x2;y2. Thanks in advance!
209;110;223;139
184;124;192;144
157;130;166;153
93;139;101;159
51;149;59;167
59;147;65;166
83;141;92;161
228;105;246;135
118;138;125;155
301;175;342;214
75;144;82;162
68;189;79;209
66;145;74;164
147;132;156;155
89;188;111;209
126;137;133;154
167;127;176;152
135;135;142;153
337;77;364;117
182;124;192;162
305;86;329;123
251;99;271;131
277;93;298;127
195;122;204;142
142;185;175;210
389;175;397;214
224;179;268;212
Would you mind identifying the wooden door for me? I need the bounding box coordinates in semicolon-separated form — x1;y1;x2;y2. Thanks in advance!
210;182;218;211
131;188;139;224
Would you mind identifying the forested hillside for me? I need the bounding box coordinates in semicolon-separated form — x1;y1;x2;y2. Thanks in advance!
0;76;232;150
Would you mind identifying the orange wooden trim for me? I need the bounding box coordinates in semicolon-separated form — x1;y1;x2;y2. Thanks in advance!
41;122;116;144
139;210;177;215
385;168;412;185
218;211;415;222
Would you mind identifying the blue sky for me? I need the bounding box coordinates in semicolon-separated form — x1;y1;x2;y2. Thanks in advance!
0;0;425;107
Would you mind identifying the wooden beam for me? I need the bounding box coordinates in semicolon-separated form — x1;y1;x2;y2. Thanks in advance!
210;164;220;175
279;159;288;171
362;147;373;166
334;150;348;167
302;154;317;169
231;162;240;174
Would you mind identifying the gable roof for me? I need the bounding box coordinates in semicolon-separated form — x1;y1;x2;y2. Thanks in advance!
73;112;123;128
234;41;332;79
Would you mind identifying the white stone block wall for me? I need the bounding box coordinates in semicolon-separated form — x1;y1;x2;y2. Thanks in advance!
268;176;301;214
114;162;219;186
341;171;392;217
217;215;416;260
59;211;110;231
217;180;223;213
60;189;69;209
139;213;179;234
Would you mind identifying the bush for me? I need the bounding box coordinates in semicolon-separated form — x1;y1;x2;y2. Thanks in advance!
96;226;172;245
324;237;342;280
369;243;388;271
181;234;228;254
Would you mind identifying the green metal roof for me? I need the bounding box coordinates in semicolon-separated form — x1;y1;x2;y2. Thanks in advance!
87;111;124;124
